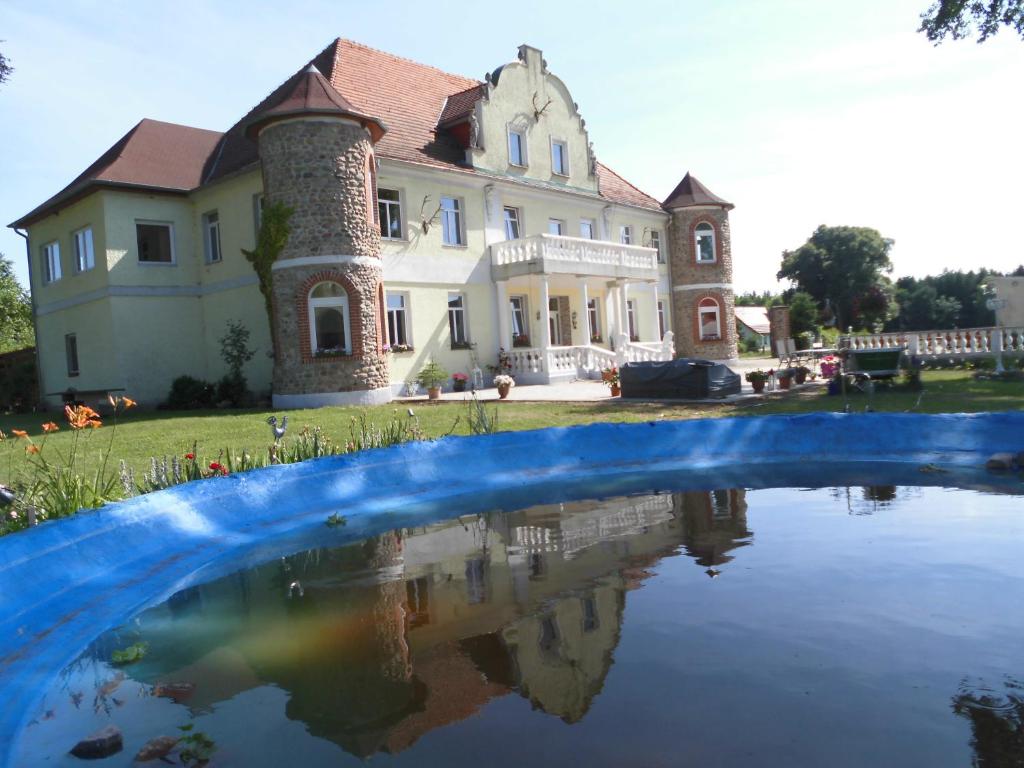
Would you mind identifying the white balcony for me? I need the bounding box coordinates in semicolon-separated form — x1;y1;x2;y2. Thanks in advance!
490;234;659;282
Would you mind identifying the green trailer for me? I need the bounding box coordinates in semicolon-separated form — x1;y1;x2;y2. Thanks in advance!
843;347;905;380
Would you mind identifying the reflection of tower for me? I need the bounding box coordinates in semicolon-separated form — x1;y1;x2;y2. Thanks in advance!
366;531;412;683
674;489;751;567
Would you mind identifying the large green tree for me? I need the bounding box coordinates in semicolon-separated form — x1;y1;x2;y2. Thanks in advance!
0;255;34;353
919;0;1024;43
777;225;894;332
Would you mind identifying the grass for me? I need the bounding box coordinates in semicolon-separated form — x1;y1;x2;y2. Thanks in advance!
2;370;1020;486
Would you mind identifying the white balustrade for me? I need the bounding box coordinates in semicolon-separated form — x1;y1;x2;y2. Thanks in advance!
491;234;658;278
841;326;1024;362
502;340;671;383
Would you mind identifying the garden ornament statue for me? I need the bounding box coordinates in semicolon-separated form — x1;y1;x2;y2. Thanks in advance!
267;415;288;442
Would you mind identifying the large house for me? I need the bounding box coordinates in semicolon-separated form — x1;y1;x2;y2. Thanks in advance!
10;40;739;408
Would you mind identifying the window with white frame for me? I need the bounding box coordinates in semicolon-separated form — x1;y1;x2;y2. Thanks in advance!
699;297;721;340
658;299;668;339
627;299;638;341
42;241;61;283
510;295;529;346
386;292;410;349
203;211;221;264
548;218;565;236
620;225;633;245
587;298;602;342
308;282;351;355
695;222;716;263
440;196;463;246
503;206;522;241
136;222;174;263
65;333;79;376
551;139;568;176
508;127;527;167
378;188;403;239
448;292;469;347
580;219;596;239
73;228;94;272
650;230;664;263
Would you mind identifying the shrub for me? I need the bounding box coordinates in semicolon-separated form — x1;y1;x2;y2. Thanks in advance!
216;372;251;408
166;376;216;410
741;337;761;354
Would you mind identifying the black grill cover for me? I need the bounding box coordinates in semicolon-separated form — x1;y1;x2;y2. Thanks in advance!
619;359;741;399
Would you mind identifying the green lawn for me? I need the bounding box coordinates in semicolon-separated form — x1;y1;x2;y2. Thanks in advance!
2;370;1021;485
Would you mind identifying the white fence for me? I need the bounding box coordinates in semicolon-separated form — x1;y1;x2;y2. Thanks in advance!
840;326;1024;369
506;332;675;384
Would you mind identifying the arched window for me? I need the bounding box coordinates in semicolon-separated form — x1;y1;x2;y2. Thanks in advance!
308;282;351;355
698;297;721;341
694;222;716;263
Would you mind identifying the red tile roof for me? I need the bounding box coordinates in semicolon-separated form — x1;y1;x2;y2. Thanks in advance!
10;119;222;228
13;39;666;227
662;172;733;210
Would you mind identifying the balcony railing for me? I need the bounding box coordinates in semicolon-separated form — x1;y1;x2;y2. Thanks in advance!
491;234;659;281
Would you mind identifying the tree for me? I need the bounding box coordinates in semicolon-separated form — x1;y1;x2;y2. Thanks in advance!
919;0;1024;43
788;291;820;338
0;255;34;353
242;200;293;342
777;225;894;332
0;42;12;85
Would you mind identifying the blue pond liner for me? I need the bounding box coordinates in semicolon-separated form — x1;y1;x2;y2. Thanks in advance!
0;412;1021;762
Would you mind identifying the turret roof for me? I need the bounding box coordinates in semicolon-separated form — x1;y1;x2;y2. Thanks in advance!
662;172;733;210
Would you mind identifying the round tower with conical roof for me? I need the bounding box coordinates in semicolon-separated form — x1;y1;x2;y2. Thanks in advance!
663;173;738;363
247;65;392;408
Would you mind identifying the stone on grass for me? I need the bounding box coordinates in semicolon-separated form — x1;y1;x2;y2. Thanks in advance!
985;453;1017;471
69;725;122;759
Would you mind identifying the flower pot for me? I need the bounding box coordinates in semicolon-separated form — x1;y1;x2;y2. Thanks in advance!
794;370;807;385
427;386;441;400
610;384;621;397
497;383;511;399
452;380;466;392
778;376;792;390
601;370;614;383
751;380;766;394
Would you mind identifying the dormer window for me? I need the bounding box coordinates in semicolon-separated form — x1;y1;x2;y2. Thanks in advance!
551;139;568;176
695;222;716;263
508;127;527;167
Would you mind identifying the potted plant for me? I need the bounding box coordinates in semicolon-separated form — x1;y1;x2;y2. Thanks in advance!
745;369;770;394
512;334;530;348
777;368;793;390
793;365;810;385
452;372;468;392
416;360;449;400
602;366;621;397
493;374;515;399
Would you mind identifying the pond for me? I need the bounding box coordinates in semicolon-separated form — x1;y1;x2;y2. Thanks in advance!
15;472;1024;767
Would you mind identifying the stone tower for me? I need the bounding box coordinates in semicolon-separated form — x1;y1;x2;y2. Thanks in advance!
247;65;392;408
662;173;738;362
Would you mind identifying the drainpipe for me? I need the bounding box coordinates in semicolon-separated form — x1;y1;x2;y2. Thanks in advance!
14;228;46;410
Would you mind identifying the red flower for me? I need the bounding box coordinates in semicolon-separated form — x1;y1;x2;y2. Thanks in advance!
185;453;195;460
209;462;227;475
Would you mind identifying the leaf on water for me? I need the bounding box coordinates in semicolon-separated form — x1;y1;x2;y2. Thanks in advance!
111;642;149;665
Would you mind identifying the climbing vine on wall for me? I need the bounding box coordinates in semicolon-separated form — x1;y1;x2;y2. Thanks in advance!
242;200;294;345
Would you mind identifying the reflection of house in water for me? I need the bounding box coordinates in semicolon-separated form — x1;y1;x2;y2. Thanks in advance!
123;489;750;758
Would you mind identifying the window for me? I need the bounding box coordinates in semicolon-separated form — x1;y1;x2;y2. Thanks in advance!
42;241;61;283
503;206;521;241
448;292;469;347
440;196;463;246
548;218;565;236
699;297;721;340
203;211;221;264
620;225;633;245
510;295;529;346
73;228;94;272
65;333;79;376
627;299;638;341
378;188;403;239
136;222;174;263
695;222;716;263
588;298;602;342
551;139;568;176
308;282;351;355
253;194;265;240
582;596;599;633
658;300;668;339
508;128;527;166
386;292;410;348
650;230;663;263
580;219;595;239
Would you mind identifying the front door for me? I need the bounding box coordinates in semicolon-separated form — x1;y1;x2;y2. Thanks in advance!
548;297;562;346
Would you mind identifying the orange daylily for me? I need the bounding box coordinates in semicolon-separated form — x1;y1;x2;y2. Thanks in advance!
42;422;59;433
12;430;28;439
121;397;137;409
65;405;102;430
25;445;40;455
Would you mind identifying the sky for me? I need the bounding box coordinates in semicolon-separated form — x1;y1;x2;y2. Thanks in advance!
1;0;1022;294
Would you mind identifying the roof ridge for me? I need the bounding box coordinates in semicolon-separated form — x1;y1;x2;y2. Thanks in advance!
337;38;480;87
597;160;661;208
